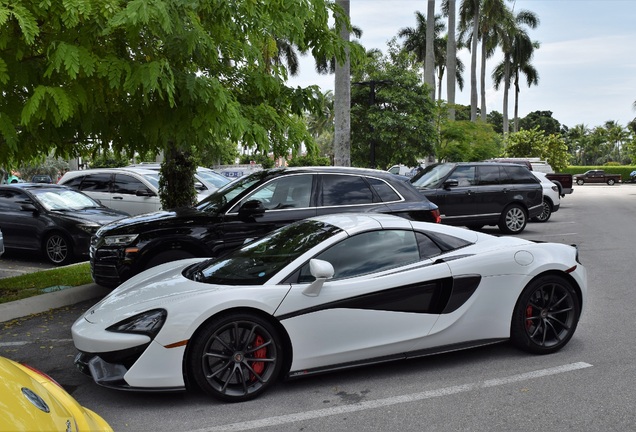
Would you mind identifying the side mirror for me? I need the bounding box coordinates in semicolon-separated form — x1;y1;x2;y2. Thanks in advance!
443;179;459;189
194;181;206;191
302;259;335;297
238;199;265;218
135;187;156;197
19;202;38;213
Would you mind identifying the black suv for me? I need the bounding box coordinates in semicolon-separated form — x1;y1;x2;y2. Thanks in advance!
410;162;542;234
91;166;441;287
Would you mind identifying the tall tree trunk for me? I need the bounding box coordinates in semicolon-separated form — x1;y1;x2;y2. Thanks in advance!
424;0;436;100
333;0;351;167
513;72;520;132
479;35;488;121
446;0;457;120
502;55;511;134
470;0;479;121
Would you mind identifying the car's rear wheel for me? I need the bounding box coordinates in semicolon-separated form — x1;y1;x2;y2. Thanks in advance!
607;179;615;185
576;179;585;185
146;250;195;269
510;275;580;354
187;313;283;402
43;232;73;265
531;198;552;223
498;204;527;234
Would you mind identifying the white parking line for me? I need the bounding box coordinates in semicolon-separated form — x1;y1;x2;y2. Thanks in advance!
195;362;592;432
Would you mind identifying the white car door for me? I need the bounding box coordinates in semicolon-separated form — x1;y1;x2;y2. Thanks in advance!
111;174;161;215
275;229;453;373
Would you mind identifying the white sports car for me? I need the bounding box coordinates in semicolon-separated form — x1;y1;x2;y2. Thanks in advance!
72;213;587;402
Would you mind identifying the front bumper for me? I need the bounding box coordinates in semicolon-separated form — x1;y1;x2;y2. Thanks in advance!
90;238;138;287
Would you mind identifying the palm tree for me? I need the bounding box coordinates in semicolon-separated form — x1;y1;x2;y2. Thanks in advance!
333;0;351;167
459;0;480;121
491;9;539;133
603;120;631;161
443;0;458;120
425;0;437;100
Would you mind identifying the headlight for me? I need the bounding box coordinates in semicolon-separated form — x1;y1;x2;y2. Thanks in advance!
78;223;101;234
107;309;167;338
103;234;139;246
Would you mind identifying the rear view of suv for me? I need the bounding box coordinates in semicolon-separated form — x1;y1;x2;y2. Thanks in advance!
410;162;543;234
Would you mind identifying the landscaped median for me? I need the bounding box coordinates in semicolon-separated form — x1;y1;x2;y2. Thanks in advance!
0;262;110;323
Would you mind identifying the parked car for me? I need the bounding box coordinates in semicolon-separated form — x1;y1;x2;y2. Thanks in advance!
531;171;560;222
410;162;543;234
89;166;441;287
0;355;112;431
0;227;4;258
58;167;208;216
73;213;586;402
30;174;53;183
127;164;231;196
486;158;573;197
0;184;129;265
573;170;622;185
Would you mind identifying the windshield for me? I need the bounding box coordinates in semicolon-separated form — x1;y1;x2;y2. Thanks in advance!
31;188;101;211
184;219;342;285
410;164;455;189
197;170;231;188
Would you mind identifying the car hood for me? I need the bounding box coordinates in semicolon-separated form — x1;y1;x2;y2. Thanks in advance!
95;206;215;235
56;208;129;225
83;258;214;325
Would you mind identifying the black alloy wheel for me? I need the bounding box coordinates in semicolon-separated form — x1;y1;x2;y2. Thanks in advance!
510;275;580;354
188;313;283;402
532;198;552;223
43;232;73;265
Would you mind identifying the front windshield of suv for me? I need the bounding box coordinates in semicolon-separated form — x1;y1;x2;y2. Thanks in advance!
410;164;455;189
184;219;342;285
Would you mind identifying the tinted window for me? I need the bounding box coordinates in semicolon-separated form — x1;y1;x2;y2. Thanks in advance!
415;232;443;258
300;230;420;281
61;175;84;189
367;177;401;202
321;174;375;206
476;166;500;185
113;174;147;195
239;174;313;210
80;173;111;192
0;189;29;211
450;165;476;187
500;165;538;184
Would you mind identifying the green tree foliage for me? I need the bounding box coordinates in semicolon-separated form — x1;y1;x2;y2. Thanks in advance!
350;43;436;169
1;0;352;204
518;110;562;135
287;154;331;166
504;127;569;171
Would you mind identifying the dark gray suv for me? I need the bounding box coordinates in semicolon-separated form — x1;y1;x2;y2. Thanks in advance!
410;162;543;234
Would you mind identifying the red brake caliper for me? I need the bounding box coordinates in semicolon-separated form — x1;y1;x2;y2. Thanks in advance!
250;334;266;381
525;305;533;330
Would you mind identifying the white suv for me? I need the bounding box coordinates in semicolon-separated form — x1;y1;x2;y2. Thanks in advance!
59;167;208;216
531;171;560;222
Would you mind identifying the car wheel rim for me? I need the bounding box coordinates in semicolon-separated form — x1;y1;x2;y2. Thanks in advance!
506;208;525;232
201;320;278;398
46;235;68;264
524;282;576;348
537;201;550;221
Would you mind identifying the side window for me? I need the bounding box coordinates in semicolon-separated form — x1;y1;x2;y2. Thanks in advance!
80;173;111;192
321;174;374;206
476;166;500;186
449;166;476;187
0;190;28;211
299;230;420;281
61;176;84;190
501;166;539;184
113;174;148;195
367;177;401;202
415;232;443;259
238;174;313;210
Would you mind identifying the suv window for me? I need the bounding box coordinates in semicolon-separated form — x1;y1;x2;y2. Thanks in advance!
476;165;500;185
500;165;538;184
367;177;401;202
79;173;111;192
451;165;476;187
0;189;29;211
237;174;314;210
321;174;375;206
113;174;147;195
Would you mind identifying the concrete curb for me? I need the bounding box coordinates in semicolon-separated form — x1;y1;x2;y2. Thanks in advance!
0;283;111;323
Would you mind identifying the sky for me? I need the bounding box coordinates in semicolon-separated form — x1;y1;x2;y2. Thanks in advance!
287;0;636;129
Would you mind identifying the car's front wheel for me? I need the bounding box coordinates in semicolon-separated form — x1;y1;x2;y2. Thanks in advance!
510;275;581;354
187;313;283;402
531;198;552;223
498;204;527;234
607;179;615;185
576;179;585;185
43;232;73;265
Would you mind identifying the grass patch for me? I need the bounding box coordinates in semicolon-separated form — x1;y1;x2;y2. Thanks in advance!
0;262;92;304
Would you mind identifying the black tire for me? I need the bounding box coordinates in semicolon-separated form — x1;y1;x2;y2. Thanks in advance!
498;204;527;234
146;250;195;269
510;275;581;354
531;198;552;223
43;232;73;265
187;313;283;402
576;179;584;185
607;179;615;185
